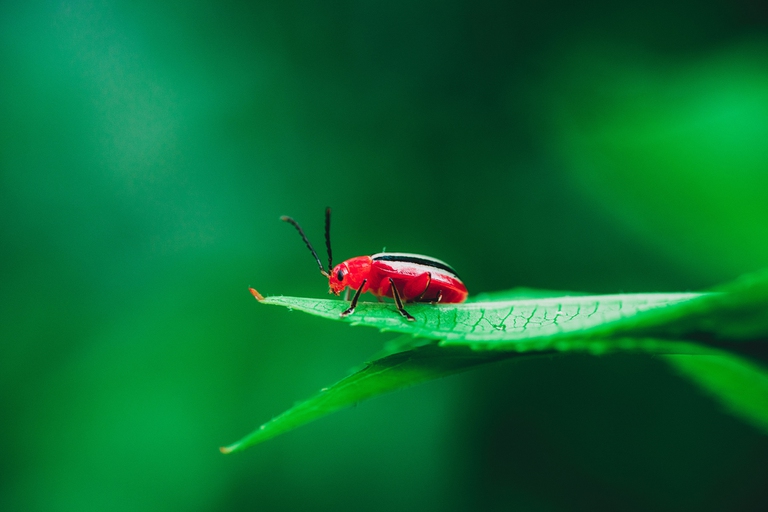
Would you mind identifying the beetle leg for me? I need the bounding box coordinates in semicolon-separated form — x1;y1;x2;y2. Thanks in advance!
414;272;432;302
431;290;443;304
343;288;350;301
389;277;415;321
405;272;434;302
341;279;367;318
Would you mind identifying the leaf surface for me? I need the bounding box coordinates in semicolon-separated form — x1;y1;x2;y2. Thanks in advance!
223;270;768;452
259;292;707;345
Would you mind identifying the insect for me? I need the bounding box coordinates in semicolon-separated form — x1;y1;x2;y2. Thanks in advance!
281;208;468;321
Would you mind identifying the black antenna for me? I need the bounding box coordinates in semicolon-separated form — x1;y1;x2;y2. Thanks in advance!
324;207;333;273
281;214;329;277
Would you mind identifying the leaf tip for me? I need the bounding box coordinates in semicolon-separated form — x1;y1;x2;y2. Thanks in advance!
219;445;235;455
249;288;265;301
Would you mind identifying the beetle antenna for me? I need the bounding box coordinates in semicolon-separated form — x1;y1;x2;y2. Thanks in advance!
281;215;329;277
324;207;333;273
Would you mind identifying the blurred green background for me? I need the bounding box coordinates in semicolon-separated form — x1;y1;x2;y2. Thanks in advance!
2;0;767;510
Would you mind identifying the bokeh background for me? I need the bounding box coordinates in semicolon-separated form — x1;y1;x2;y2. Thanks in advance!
2;1;768;510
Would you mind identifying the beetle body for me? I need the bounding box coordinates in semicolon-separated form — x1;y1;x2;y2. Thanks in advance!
282;209;468;321
329;253;467;304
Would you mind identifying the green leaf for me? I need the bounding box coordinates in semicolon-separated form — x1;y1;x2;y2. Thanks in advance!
221;335;723;454
223;270;768;452
221;339;512;453
663;353;768;433
253;268;768;351
256;292;709;346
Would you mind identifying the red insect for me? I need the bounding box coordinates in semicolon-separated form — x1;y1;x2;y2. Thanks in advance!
282;208;468;321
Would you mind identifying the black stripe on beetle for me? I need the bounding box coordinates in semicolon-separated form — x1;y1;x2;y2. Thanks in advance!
371;253;461;279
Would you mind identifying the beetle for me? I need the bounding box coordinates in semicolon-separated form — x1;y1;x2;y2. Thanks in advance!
281;208;468;321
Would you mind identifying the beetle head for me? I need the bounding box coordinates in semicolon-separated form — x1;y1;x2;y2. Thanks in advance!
328;262;349;295
328;256;372;295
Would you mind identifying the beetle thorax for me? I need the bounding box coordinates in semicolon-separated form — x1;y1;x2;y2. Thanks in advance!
328;256;372;295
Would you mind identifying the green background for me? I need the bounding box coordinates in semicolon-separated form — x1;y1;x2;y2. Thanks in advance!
2;1;767;510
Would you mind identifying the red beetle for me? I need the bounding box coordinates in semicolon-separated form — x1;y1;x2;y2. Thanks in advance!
282;208;468;321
